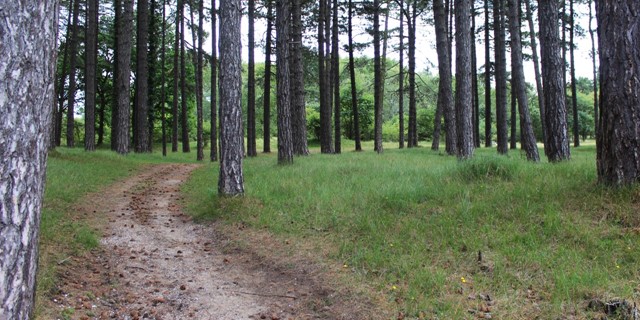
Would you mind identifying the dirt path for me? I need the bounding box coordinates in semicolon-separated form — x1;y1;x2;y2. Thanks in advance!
48;164;370;320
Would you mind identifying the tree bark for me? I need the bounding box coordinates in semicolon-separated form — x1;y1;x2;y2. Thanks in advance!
218;0;245;195
135;0;151;153
332;0;341;154
180;0;190;153
116;0;134;155
0;1;56;316
507;0;539;161
161;0;168;156
455;0;474;159
320;0;333;154
147;0;158;151
539;0;571;162
524;0;546;147
569;0;579;147
172;0;181;152
433;0;455;155
197;0;205;161
408;0;418;148
494;0;508;154
276;0;294;164
348;0;362;151
510;79;517;149
263;0;273;153
398;0;405;149
66;0;81;148
471;5;480;148
210;0;219;161
291;0;309;156
596;0;640;185
484;0;492;147
373;0;384;153
85;0;98;151
247;0;257;157
112;0;121;151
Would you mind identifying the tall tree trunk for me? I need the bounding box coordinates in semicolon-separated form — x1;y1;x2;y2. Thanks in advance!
494;0;508;154
455;0;474;159
148;0;158;151
323;0;334;153
507;0;539;161
484;0;492;147
407;0;417;148
196;0;205;160
398;0;405;149
218;0;245;195
247;0;257;157
471;5;480;148
596;0;640;185
172;0;181;152
319;0;332;153
188;2;201;158
116;0;134;155
161;0;167;156
135;0;151;152
0;1;56;316
210;0;219;161
263;0;273;153
56;0;74;148
85;0;98;151
112;0;121;151
373;0;383;153
291;0;309;156
569;0;579;147
433;0;455;155
180;0;190;153
539;0;571;162
524;0;546;147
276;0;294;164
332;0;341;154
66;0;81;148
588;0;598;137
348;0;362;151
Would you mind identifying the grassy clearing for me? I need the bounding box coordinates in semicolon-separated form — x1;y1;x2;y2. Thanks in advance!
37;145;198;316
183;140;640;318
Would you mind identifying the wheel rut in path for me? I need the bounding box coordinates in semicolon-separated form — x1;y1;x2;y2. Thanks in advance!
49;163;363;319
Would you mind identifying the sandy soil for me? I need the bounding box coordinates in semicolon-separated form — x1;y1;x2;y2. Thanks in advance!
46;164;380;320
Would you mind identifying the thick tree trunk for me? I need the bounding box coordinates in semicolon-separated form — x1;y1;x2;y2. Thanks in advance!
291;0;309;156
373;0;383;153
85;0;98;151
524;0;546;147
539;0;571;162
455;0;474;159
348;0;362;151
218;0;245;195
332;0;341;154
494;0;508;154
433;0;455;155
484;0;492;147
596;0;640;185
66;0;81;147
172;0;181;152
0;1;56;316
507;0;539;161
247;0;257;157
135;0;151;152
398;0;405;149
263;0;273;153
116;0;134;155
161;0;167;156
569;0;579;147
276;0;294;164
210;0;219;161
588;0;598;137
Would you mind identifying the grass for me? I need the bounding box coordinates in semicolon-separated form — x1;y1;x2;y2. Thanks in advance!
183;140;640;319
36;144;199;316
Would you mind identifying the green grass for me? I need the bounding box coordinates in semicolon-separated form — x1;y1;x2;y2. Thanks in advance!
37;144;200;316
183;140;640;318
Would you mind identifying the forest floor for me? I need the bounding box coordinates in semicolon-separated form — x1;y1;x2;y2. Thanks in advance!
43;163;378;320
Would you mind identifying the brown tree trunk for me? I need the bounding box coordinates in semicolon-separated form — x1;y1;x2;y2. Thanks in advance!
161;0;168;156
433;0;455;155
524;0;546;147
398;0;405;149
507;0;539;161
510;79;517;149
135;0;151;152
210;0;219;161
85;0;98;151
276;0;294;164
332;0;341;154
569;0;579;147
263;0;273;153
172;0;181;152
348;0;362;151
596;0;640;185
247;0;257;157
471;5;480;148
218;0;245;195
484;0;492;147
197;0;205;161
112;0;121;151
373;0;383;153
494;0;508;154
66;0;81;148
180;0;190;153
539;0;571;162
0;1;56;316
407;0;417;148
455;0;474;159
321;0;334;154
291;0;309;156
116;0;134;155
